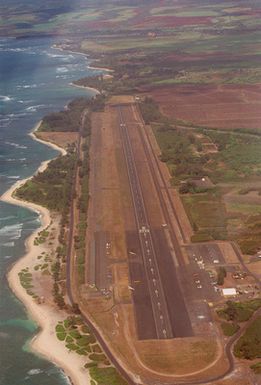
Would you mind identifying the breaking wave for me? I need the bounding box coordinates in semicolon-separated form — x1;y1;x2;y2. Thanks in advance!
56;66;69;73
5;141;27;149
0;95;13;102
28;368;43;376
0;223;23;240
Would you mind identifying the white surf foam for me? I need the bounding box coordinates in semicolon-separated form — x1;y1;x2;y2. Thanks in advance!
28;369;43;375
16;84;38;89
5;141;27;149
56;75;70;79
2;241;15;247
56;66;69;73
8;175;20;179
5;158;25;163
0;215;15;221
46;52;73;60
0;223;23;239
5;112;27;119
25;104;45;112
0;95;12;102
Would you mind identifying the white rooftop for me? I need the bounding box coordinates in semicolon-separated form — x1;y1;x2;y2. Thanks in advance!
222;288;237;296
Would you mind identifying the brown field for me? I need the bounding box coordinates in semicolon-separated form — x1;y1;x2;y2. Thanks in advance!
135;337;220;375
134;15;212;29
217;241;240;265
146;84;261;131
35;132;78;149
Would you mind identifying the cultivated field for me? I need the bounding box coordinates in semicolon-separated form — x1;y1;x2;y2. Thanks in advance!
147;84;261;132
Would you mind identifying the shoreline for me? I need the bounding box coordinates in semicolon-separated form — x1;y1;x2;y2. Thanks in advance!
29;120;67;156
52;44;113;73
0;122;91;385
87;65;114;73
70;82;100;95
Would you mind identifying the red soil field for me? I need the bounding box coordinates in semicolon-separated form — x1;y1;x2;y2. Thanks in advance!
146;84;261;131
135;15;212;28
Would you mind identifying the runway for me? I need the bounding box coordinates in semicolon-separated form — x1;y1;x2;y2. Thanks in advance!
117;104;193;340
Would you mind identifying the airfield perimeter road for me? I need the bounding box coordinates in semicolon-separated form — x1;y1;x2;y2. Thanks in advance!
117;103;193;340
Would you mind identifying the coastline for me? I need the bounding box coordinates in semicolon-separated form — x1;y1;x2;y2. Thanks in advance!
29;120;67;156
52;44;113;73
0;122;91;385
87;65;114;73
69;82;100;95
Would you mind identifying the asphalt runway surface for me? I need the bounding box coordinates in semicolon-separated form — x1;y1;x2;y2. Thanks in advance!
117;104;193;340
94;231;110;291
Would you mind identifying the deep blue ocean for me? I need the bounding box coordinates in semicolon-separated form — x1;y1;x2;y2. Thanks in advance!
0;37;99;385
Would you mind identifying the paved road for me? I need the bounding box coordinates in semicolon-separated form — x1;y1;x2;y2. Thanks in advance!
118;107;173;339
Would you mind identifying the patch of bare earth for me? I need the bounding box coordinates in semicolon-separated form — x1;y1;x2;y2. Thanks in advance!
217;241;240;264
135;337;219;376
35;132;78;149
146;84;261;131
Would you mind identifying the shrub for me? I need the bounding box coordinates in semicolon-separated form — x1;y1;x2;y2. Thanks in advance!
57;332;66;341
217;300;261;323
234;317;261;359
250;362;261;374
84;362;97;369
217;267;227;286
221;322;239;336
89;353;107;362
89;367;128;385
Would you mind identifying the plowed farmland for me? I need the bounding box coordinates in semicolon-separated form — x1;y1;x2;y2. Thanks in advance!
148;84;261;132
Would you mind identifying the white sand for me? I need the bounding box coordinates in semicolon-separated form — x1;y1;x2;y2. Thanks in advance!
0;125;91;385
70;82;100;95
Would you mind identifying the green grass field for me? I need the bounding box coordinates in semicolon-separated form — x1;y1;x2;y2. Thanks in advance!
152;121;261;250
182;192;228;241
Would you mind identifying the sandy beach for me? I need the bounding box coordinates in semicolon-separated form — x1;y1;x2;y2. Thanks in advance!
52;44;113;73
0;124;91;385
70;82;100;95
87;65;114;73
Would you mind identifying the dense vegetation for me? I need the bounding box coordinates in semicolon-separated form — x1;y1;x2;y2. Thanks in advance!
15;146;77;309
39;98;90;132
234;316;261;360
143;99;261;250
4;1;261;381
200;129;261;183
55;315;127;385
216;267;227;286
89;367;128;385
16;95;105;307
75;109;92;284
217;300;261;323
220;322;239;337
15;147;76;211
218;300;261;360
139;97;163;125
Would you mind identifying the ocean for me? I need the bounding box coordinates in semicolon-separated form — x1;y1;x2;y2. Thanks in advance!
0;36;99;385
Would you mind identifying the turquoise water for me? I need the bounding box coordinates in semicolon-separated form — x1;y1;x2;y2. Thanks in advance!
0;37;99;385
